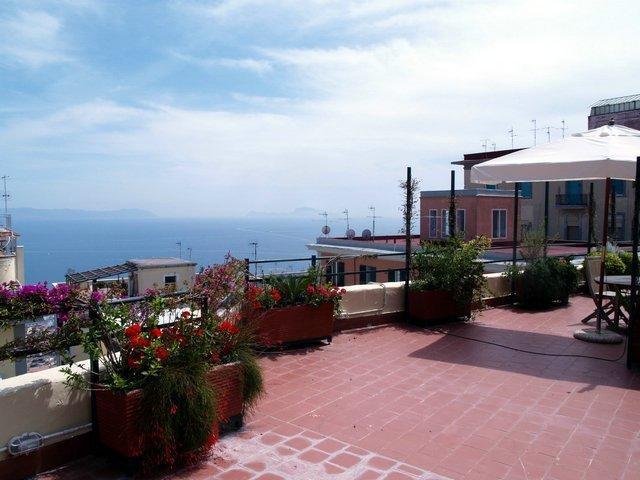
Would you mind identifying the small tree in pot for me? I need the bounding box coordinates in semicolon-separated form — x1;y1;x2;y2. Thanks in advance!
409;235;489;325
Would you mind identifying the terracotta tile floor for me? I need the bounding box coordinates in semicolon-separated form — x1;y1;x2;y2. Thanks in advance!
39;296;640;479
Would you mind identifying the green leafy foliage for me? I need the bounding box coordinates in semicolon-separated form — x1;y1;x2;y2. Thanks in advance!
507;257;579;309
411;236;490;307
587;251;626;275
140;361;217;472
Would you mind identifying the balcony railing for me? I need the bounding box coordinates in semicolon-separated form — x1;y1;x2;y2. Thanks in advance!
556;193;588;206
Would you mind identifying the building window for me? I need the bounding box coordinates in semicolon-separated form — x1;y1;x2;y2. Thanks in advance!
520;182;533;199
359;265;377;284
456;209;465;234
441;209;449;237
429;209;437;237
485;184;496;190
614;213;625;240
387;269;407;282
492;209;507;239
164;275;177;288
336;261;345;287
612;180;626;197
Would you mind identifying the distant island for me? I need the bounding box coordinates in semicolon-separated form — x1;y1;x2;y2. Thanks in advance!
10;207;157;220
246;207;320;218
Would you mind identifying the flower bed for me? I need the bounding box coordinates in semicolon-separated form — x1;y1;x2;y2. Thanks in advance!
243;271;344;347
61;259;264;472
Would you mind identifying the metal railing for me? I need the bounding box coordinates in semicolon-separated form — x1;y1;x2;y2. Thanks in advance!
556;193;588;206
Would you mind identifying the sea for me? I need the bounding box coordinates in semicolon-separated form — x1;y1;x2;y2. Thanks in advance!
12;217;403;284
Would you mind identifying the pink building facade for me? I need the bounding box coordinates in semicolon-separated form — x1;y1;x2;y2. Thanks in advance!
420;189;519;242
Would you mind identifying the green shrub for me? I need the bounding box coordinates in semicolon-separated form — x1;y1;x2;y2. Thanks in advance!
586;251;626;275
508;257;579;309
411;236;489;307
618;251;633;274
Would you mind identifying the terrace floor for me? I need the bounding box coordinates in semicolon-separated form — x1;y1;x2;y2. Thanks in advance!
39;296;640;480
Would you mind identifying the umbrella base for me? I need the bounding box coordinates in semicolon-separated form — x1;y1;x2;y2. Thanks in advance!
573;328;623;344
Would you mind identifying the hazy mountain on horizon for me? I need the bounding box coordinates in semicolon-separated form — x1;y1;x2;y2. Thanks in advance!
246;207;321;218
10;207;157;220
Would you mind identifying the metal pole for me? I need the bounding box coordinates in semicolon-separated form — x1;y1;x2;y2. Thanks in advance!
610;184;617;240
544;182;549;256
404;167;412;318
629;158;640;368
587;182;594;254
449;170;456;237
511;183;520;297
244;258;250;284
597;178;612;334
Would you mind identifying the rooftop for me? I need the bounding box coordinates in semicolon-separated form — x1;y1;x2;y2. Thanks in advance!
38;296;640;480
127;257;197;269
420;189;517;198
590;94;640;108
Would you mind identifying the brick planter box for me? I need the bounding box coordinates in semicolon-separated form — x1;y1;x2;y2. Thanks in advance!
408;290;470;326
252;303;334;347
94;362;243;458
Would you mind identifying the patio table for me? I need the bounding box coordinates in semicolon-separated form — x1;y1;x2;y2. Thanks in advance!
595;276;633;328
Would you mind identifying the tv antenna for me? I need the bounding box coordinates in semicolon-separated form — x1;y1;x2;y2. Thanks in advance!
176;241;182;259
531;119;538;146
342;209;350;231
508;127;517;148
319;211;330;236
368;206;377;241
481;139;491;152
561;120;566;138
249;242;258;277
187;247;192;260
1;176;9;216
545;126;552;143
491;142;496;151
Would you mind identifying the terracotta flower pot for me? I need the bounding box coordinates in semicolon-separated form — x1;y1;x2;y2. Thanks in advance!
252;303;334;347
408;290;470;326
94;362;243;458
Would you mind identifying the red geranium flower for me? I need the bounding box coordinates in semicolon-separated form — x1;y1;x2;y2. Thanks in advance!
150;328;162;339
127;353;143;369
124;323;142;337
269;289;282;302
306;285;315;295
219;321;239;335
210;353;220;364
129;335;151;349
169;405;178;415
155;346;169;361
195;328;204;337
180;311;192;320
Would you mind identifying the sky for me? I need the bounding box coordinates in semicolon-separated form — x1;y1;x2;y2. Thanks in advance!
1;0;639;218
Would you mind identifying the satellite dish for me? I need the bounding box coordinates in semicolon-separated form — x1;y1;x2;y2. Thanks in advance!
361;229;372;240
322;225;331;235
346;228;356;239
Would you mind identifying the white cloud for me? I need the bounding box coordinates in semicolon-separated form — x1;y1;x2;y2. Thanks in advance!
170;51;272;74
3;0;640;217
0;10;71;67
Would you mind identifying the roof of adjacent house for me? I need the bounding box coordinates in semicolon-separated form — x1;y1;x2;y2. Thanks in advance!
127;258;197;269
590;94;640;108
65;257;196;283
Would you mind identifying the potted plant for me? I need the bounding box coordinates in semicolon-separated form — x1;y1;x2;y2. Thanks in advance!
62;263;263;473
503;227;580;309
243;269;345;347
409;236;489;325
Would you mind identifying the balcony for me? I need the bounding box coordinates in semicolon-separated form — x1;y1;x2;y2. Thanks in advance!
555;193;588;207
2;280;638;480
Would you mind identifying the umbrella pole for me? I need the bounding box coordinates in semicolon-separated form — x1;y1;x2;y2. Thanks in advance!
587;182;594;254
544;182;549;256
597;177;612;334
511;182;520;297
629;158;640;368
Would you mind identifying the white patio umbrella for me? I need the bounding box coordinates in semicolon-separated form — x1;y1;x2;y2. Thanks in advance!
471;122;640;365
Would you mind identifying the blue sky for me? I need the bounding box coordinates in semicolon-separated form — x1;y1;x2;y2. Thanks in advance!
1;0;640;217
